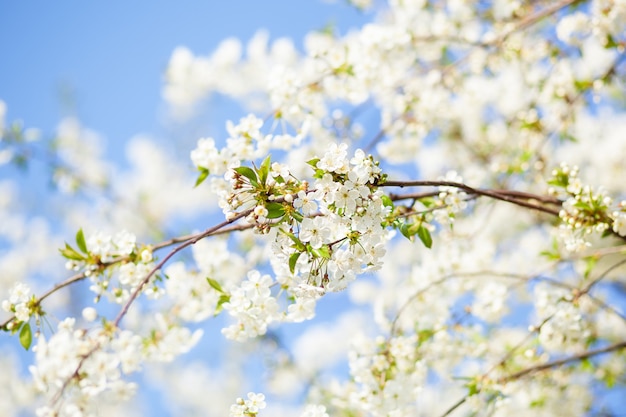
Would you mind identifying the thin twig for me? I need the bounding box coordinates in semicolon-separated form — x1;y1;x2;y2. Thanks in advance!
113;209;252;326
580;258;626;297
498;340;626;383
440;396;467;417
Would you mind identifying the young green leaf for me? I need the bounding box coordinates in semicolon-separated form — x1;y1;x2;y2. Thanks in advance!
279;229;306;251
194;167;210;187
215;294;231;316
312;245;331;259
60;243;85;261
313;168;326;179
466;379;480;396
291;211;304;222
289;252;301;274
19;322;32;350
258;155;272;185
233;166;259;187
306;158;320;168
400;222;413;240
381;194;394;208
206;277;224;294
266;202;286;219
417;225;433;249
75;228;88;254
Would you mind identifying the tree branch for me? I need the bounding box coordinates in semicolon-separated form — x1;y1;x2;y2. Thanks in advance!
382;180;561;215
113;209;252;326
498;340;626;383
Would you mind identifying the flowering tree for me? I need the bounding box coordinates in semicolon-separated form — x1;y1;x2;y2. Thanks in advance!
1;0;626;416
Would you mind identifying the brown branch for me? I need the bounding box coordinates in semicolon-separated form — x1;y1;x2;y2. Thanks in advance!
497;0;581;44
440;396;467;417
45;209;254;409
580;258;626;297
113;209;252;326
0;216;258;331
1;271;88;330
498;340;626;383
382;180;561;216
389;269;572;336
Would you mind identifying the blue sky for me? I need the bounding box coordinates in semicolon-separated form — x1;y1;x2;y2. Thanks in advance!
0;1;370;152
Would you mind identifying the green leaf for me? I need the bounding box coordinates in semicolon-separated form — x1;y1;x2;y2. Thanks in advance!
604;370;616;388
381;194;394;208
306;158;320;168
420;197;435;208
291;211;304;222
206;277;224;294
605;34;618;49
580;357;594;372
583;257;597;279
417;328;434;345
215;294;230;316
266;202;286;219
233;166;259;187
312;245;331;259
539;250;560;260
417;225;433;249
530;397;546;408
19;322;32;350
466;379;479;396
280;229;306;251
60;243;85;261
289;252;301;274
313;168;325;179
194;167;210;187
75;228;88;254
399;222;412;240
258;155;272;185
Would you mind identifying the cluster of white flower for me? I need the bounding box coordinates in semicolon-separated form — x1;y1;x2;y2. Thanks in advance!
64;230;139;275
88;247;156;305
299;404;330;417
190;137;238;177
556;12;592;45
433;170;469;225
548;162;626;252
221;271;279;342
611;201;626;236
193;134;391;340
191;114;309;218
534;283;590;352
164;262;223;322
30;314;202;416
331;334;428;416
278;144;388;291
472;281;510;323
229;392;266;417
30;318;140;417
51;118;108;193
86;230;136;262
590;0;626;43
164;30;298;119
1;282;33;324
142;314;203;362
